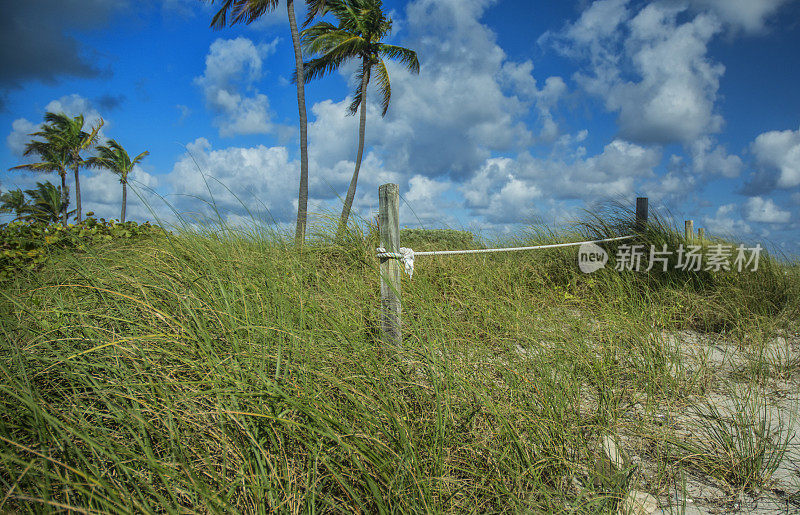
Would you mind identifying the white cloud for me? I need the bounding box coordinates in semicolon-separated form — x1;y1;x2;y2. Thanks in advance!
555;1;725;144
403;175;453;223
168;137;299;221
702;203;752;235
194;37;283;137
7;118;38;156
81;166;159;221
500;61;568;142
751;126;800;188
689;137;742;178
745;196;791;224
687;0;790;33
563;0;630;46
460;138;660;223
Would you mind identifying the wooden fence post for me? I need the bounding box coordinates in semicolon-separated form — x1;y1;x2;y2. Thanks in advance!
635;197;648;231
698;228;705;243
685;220;694;242
378;184;401;344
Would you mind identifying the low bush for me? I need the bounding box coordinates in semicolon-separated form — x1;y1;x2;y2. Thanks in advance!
0;217;162;281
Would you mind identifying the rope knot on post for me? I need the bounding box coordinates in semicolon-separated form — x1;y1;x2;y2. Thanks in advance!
376;247;415;278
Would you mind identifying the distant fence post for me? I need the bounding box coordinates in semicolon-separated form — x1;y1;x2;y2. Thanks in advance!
635;197;648;232
685;220;694;242
378;184;402;344
698;228;705;243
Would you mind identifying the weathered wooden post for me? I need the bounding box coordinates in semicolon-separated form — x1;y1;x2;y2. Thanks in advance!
378;184;402;344
698;228;705;243
635;197;648;232
685;220;694;242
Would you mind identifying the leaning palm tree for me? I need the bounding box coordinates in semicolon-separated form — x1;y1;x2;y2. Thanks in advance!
203;0;327;246
87;140;149;223
0;189;30;222
24;181;71;224
299;0;419;238
9;132;72;225
41;112;104;223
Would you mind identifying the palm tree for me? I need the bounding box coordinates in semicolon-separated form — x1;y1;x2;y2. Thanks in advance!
299;0;419;238
0;189;30;222
87;140;149;223
24;181;71;224
41;112;104;223
203;0;327;246
9;130;72;225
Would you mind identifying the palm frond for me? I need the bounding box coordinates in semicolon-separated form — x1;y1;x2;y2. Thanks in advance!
378;43;419;74
348;59;371;115
372;58;391;117
88;139;148;182
9;163;57;173
207;0;280;29
23;181;70;224
300;37;366;83
304;0;332;27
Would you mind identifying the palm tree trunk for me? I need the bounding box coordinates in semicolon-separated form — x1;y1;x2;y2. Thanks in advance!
60;172;68;226
121;180;127;223
73;162;82;223
337;58;370;239
287;0;309;248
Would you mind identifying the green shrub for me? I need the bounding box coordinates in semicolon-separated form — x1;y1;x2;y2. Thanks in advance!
0;217;161;281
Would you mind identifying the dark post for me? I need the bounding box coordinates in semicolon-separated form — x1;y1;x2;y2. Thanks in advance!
635;197;648;232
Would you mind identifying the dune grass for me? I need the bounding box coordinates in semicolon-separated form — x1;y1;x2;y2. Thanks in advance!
0;210;798;513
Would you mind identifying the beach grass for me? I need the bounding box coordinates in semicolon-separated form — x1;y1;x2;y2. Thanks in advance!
0;209;798;513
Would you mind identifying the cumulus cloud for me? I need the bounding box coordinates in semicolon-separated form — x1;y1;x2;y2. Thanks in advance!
168;137;299;222
403;175;454;223
81;166;159;221
689;137;742;178
687;0;791;33
500;61;568;142
460;138;660;223
460;158;543;224
552;0;725;144
745;196;791;224
702;203;752;236
6;119;39;157
194;37;284;137
751;126;800;189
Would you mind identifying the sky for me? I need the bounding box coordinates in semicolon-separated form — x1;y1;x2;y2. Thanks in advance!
1;0;799;254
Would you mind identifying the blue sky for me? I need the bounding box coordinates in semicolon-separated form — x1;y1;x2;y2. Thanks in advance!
1;0;799;254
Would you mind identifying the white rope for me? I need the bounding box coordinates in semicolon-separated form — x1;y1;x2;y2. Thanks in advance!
377;235;635;278
376;247;416;277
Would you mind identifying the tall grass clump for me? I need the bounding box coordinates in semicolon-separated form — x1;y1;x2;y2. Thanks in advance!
0;206;797;512
673;387;794;492
578;200;796;332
